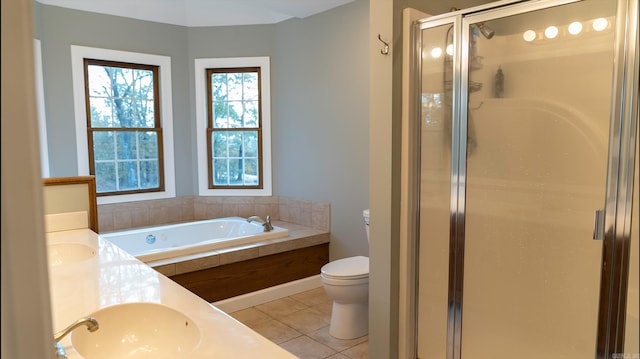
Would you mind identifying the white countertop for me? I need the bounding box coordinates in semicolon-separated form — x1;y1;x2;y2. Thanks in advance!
47;228;298;358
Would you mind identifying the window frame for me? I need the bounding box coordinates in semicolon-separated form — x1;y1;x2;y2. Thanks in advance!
195;57;272;196
71;46;176;205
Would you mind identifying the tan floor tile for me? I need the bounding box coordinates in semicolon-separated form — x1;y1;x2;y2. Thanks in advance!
228;289;367;359
279;336;337;359
250;318;303;344
291;287;332;306
341;341;368;359
229;307;273;326
279;307;330;335
309;326;368;352
326;354;350;359
312;301;333;323
256;297;309;317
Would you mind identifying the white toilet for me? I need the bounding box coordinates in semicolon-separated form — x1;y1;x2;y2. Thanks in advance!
320;209;370;339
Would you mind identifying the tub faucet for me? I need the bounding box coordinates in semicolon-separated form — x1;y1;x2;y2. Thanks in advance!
53;316;99;358
247;215;273;232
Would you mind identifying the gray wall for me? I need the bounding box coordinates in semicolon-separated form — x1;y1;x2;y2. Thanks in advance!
273;1;370;259
34;0;369;260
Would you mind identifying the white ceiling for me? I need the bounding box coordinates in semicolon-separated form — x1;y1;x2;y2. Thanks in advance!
36;0;356;27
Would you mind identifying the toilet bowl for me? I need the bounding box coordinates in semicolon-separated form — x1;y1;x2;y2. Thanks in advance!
320;209;370;339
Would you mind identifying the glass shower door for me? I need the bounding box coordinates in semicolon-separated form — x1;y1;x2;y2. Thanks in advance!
460;1;617;358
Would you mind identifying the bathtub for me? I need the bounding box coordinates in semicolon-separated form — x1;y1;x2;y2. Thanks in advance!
100;217;289;263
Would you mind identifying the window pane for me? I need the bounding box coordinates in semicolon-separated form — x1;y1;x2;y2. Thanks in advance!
117;161;139;190
211;73;228;101
93;131;115;161
88;65;157;129
114;99;135;127
87;65;111;97
138;131;158;159
244;158;258;185
132;69;154;100
89;97;114;127
213;132;228;157
213;159;228;185
243;72;258;100
229;101;243;128
139;160;159;189
243;131;258;157
117;132;137;160
244;101;259;127
228;159;242;185
134;100;155;128
95;162;117;192
112;67;133;100
228;131;242;157
213;101;229;128
227;73;243;101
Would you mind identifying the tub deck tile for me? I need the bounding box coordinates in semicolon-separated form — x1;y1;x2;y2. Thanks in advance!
146;220;329;274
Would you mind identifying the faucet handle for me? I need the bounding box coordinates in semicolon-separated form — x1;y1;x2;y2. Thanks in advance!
264;215;273;231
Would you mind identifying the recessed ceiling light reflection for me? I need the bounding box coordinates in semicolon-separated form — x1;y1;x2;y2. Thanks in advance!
568;21;583;35
431;47;443;58
593;18;608;31
522;30;536;42
446;44;454;56
544;26;558;39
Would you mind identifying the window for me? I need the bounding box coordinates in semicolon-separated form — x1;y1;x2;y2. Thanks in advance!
208;67;262;189
195;57;272;196
72;46;175;204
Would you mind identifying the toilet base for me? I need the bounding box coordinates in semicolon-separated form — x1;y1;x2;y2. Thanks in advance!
329;301;369;340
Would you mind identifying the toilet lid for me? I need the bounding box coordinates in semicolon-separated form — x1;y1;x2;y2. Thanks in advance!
321;256;369;279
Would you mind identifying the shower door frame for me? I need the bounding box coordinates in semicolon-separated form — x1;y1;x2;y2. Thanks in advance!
406;0;639;358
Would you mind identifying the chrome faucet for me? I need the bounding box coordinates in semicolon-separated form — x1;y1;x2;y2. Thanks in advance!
53;316;99;358
247;215;273;232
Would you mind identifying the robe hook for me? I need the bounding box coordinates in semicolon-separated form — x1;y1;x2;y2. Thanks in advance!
378;34;390;55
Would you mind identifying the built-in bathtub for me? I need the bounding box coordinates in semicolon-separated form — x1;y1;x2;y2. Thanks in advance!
100;218;330;303
100;217;289;263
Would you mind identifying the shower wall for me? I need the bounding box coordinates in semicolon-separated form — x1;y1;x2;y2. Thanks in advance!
462;11;615;358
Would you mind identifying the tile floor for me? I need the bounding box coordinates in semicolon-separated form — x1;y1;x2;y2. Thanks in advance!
228;287;368;359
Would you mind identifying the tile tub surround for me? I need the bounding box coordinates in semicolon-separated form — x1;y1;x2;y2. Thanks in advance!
47;228;298;359
97;195;331;233
146;221;329;276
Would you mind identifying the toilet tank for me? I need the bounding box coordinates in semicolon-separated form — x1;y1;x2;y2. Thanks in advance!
363;209;370;242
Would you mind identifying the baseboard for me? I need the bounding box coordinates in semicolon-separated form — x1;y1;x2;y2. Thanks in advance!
212;275;322;313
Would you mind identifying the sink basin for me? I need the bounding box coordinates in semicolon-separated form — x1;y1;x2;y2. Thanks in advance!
71;302;200;358
48;243;97;266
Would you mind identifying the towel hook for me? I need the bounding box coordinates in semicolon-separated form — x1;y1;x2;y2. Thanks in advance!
378;34;390;55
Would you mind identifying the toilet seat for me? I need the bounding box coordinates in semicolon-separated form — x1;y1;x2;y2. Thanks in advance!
321;256;369;280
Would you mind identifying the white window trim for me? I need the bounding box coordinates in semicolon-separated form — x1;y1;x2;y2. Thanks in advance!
194;56;272;196
71;45;176;205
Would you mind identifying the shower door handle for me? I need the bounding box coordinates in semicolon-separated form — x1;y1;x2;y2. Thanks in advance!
593;209;605;240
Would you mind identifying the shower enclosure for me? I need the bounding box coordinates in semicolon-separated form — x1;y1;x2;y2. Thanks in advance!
403;0;638;358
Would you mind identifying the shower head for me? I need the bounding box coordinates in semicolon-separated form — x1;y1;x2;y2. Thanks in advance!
476;22;495;39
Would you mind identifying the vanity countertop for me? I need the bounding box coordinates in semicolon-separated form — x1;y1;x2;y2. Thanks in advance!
47;228;297;358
